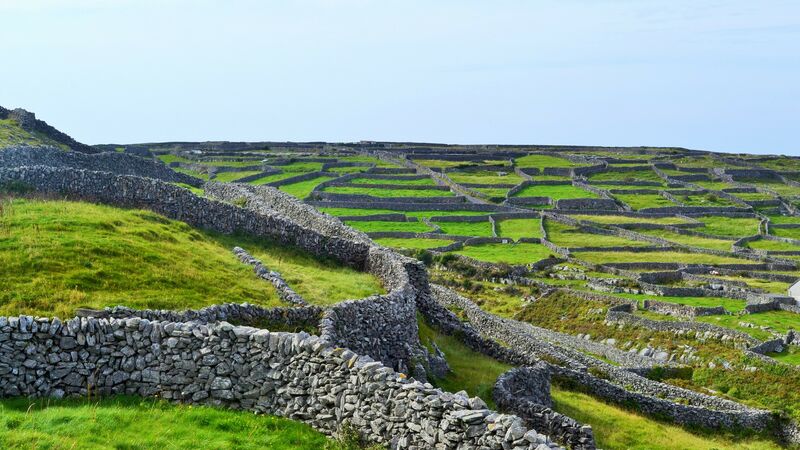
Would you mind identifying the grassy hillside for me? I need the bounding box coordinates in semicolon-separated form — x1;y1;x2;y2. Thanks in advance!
0;118;68;150
0;197;382;316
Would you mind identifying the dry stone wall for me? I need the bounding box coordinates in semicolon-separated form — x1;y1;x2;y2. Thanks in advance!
0;315;559;449
0;147;203;186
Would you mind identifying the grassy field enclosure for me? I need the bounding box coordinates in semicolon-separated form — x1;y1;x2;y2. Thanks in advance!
373;237;455;250
345;220;433;233
513;184;598;200
496;218;542;240
278;176;335;199
436;220;494;237
612;193;675;210
515;154;587;169
446;171;524;185
545;221;649;248
572;250;756;266
323;186;454;198
453;242;553;264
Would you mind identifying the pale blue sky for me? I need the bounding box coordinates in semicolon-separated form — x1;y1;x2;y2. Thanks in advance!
1;1;798;155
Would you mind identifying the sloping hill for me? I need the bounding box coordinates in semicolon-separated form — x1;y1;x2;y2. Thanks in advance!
0;106;97;152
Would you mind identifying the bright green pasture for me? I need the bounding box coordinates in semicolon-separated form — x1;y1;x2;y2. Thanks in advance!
496;218;542;240
374;237;455;250
213;171;262;182
572;250;757;266
447;171;524;185
515;154;587;169
436;220;494;237
453;243;552;264
696;216;761;237
348;177;435;186
513;184;597;199
612;193;675;210
545;222;649;248
278;176;334;199
323;186;453;198
632;228;734;251
568;214;690;225
0;396;332;450
345;220;433;233
589;169;664;184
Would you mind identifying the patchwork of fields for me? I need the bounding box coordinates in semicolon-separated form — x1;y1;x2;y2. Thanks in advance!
4;128;800;450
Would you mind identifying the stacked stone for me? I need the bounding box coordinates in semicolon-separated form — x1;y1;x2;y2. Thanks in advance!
0;315;560;449
233;246;307;305
0;147;202;186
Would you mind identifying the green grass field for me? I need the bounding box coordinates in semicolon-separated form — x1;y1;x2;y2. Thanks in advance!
513;184;597;200
453;243;552;264
745;238;799;251
496;218;542;240
323;186;454;198
632;228;734;251
612;193;675;210
515;154;586;169
345;220;433;233
271;161;324;172
317;207;489;219
697;310;800;337
248;172;304;185
373;237;454;250
551;389;779;450
0;198;382;316
436;220;494;237
278;176;334;199
691;181;738;191
678;194;735;207
545;221;649;248
696;216;761;237
768;215;800;225
572;250;756;266
771;227;800;240
446;170;524;185
213;171;263;183
733;192;776;201
568;214;691;225
589;170;664;185
348;177;435;186
0;396;333;450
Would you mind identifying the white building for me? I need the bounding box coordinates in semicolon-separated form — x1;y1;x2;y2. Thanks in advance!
789;280;800;301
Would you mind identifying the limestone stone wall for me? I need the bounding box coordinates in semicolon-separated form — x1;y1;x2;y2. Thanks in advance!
494;366;596;450
0;147;202;186
0;315;558;449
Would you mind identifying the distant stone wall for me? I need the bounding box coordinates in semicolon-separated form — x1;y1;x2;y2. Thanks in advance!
0;108;97;153
642;299;726;318
0;147;203;186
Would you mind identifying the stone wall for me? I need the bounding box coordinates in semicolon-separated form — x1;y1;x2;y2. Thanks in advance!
0;107;97;153
494;366;596;450
642;299;726;318
0;147;203;186
425;286;774;433
0;315;558;449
